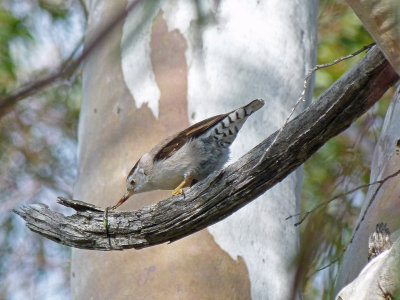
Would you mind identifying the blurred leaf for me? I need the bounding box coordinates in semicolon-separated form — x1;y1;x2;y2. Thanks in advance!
0;7;32;94
0;2;84;298
301;0;395;298
315;0;373;96
39;0;69;20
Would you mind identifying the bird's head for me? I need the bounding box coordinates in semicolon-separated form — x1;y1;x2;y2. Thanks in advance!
112;155;152;210
125;154;153;194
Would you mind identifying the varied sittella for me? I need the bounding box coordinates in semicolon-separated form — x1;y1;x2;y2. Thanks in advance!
108;99;265;211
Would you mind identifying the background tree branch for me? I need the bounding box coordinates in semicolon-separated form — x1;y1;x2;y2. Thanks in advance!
15;46;398;251
0;0;142;118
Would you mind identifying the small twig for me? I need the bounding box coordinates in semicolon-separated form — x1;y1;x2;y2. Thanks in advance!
309;169;400;274
254;42;376;168
287;168;400;226
310;42;376;74
58;37;84;87
57;197;103;212
311;252;344;275
77;0;89;21
349;169;400;245
60;36;85;72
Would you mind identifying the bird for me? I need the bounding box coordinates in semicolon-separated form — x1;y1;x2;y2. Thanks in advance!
108;99;264;211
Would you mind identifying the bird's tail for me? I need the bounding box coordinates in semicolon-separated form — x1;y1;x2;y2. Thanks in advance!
209;99;265;147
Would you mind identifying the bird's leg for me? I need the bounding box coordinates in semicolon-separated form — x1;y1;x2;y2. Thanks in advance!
172;173;193;196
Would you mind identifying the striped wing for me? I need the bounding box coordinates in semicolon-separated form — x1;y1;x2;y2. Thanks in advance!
153;113;228;162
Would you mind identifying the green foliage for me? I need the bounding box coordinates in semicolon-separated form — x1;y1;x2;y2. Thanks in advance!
0;78;80;299
300;0;395;298
38;0;69;20
0;7;32;94
0;1;85;298
315;0;373;96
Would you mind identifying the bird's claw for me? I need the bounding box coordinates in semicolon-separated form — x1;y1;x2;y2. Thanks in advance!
172;188;183;196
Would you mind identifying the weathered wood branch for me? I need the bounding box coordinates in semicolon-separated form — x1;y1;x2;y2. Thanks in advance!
15;47;399;251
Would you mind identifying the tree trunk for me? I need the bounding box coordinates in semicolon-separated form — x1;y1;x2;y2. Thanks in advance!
345;0;400;74
71;1;317;299
335;84;400;293
334;1;400;296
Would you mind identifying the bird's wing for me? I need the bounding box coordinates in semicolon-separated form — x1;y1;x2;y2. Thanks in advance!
153;113;227;162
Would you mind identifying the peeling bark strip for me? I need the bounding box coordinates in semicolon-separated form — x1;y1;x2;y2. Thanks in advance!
15;47;399;251
368;223;392;261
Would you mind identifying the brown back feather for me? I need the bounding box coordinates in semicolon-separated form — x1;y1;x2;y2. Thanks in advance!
154;113;228;162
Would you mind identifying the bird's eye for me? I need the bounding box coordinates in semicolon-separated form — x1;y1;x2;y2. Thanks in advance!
130;179;135;185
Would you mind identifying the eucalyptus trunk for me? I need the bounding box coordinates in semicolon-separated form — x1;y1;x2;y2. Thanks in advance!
71;1;317;299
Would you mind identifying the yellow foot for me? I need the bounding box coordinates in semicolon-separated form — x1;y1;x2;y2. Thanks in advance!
172;188;183;196
172;175;193;196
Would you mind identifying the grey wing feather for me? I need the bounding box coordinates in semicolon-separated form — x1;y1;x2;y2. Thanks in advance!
153;99;264;162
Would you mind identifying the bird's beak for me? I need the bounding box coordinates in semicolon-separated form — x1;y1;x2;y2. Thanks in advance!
111;190;134;210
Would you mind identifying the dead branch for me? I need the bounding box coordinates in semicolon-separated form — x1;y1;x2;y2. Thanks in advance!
14;47;399;251
287;169;400;226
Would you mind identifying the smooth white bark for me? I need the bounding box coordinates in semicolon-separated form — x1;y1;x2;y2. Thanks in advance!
121;1;318;298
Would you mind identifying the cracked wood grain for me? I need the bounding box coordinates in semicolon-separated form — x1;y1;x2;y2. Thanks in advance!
14;47;399;251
